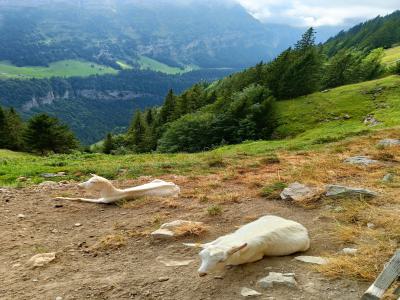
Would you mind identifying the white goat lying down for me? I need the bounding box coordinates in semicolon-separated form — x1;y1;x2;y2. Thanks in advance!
55;174;180;204
185;215;310;276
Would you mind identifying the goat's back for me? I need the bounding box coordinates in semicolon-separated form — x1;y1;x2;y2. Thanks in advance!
234;215;310;256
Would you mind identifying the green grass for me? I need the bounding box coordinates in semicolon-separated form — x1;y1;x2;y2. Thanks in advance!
1;75;400;187
116;60;133;70
138;56;199;75
0;60;118;79
382;46;400;66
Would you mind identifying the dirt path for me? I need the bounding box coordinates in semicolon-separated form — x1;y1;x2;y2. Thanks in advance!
0;170;369;300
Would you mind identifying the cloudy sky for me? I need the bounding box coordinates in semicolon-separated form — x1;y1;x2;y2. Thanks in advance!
235;0;399;27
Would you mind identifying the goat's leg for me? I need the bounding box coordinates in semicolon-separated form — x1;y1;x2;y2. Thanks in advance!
54;197;110;204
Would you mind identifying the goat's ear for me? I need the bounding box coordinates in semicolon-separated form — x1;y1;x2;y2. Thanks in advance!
183;243;204;249
227;243;247;256
90;173;98;177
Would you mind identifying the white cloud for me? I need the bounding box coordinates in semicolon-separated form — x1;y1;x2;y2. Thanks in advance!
235;0;399;27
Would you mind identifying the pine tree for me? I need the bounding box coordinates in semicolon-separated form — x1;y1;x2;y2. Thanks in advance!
102;133;115;154
159;89;177;124
127;110;146;152
295;27;316;51
0;107;7;149
0;106;25;151
143;109;157;152
24;114;78;155
5;108;25;150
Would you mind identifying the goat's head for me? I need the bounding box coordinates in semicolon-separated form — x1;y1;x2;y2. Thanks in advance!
78;174;112;192
184;242;247;276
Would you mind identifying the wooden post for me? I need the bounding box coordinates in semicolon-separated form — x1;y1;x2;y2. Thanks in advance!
361;250;400;300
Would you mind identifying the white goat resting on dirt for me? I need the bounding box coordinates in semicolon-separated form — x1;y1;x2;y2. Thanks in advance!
184;215;310;276
55;174;180;204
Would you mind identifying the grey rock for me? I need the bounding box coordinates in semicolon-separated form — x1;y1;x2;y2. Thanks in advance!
27;252;56;268
280;182;318;202
342;248;358;255
367;222;376;229
382;173;395;182
344;156;379;165
17;214;26;219
151;228;175;239
156;256;194;267
55;297;63;300
38;181;58;187
326;185;378;198
257;272;297;289
377;139;400;147
158;277;169;282
241;287;262;297
343;114;351;119
364;115;381;127
294;256;328;265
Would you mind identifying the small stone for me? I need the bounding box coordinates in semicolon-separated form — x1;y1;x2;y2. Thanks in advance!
74;223;82;227
32;278;39;282
344;156;379;165
214;275;224;280
38;181;58;187
27;252;56;268
156;257;194;267
343;114;351;119
363;115;381;127
241;287;262;297
280;182;318;202
151;228;175;239
158;277;169;282
367;222;376;229
151;220;203;239
54;204;63;208
18;214;26;219
12;263;21;268
377;139;400;147
294;256;328;265
325;185;378;198
55;297;63;300
321;89;330;93
17;176;27;182
51;229;58;234
257;272;297;289
342;248;358;255
382;173;395;183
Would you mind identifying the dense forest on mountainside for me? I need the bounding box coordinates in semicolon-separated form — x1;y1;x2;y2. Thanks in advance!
325;10;400;56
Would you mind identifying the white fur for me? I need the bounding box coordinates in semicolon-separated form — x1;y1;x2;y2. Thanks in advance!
55;174;180;204
185;215;310;276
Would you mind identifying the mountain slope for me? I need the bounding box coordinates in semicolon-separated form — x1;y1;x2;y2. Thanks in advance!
324;10;400;56
0;0;307;69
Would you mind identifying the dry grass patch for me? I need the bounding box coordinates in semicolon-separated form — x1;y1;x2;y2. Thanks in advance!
91;234;127;251
173;223;208;237
317;241;397;281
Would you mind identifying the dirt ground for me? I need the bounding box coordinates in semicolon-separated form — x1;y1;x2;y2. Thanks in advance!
0;165;374;300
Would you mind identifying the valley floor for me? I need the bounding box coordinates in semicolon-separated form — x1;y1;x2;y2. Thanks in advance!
1;129;399;299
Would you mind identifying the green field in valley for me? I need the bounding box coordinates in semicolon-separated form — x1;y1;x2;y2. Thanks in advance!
138;55;199;75
0;60;118;79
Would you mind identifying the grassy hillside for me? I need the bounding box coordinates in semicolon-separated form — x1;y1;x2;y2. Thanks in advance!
1;75;399;186
138;56;199;75
0;60;118;79
382;45;400;66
